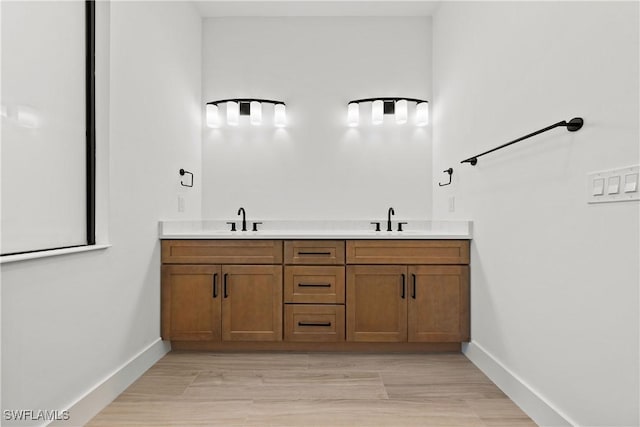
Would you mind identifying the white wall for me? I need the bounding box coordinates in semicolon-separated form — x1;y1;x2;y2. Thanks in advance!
202;17;432;221
1;2;201;425
433;2;639;426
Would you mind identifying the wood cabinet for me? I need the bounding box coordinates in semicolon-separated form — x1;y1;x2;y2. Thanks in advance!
346;266;407;342
346;240;469;265
284;240;345;265
283;241;346;342
408;265;469;342
161;238;470;351
162;240;282;264
222;265;282;341
161;265;221;341
284;266;345;304
346;240;470;343
284;304;345;342
161;242;282;342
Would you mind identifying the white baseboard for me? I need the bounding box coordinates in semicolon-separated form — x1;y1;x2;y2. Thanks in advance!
48;338;170;427
463;341;575;427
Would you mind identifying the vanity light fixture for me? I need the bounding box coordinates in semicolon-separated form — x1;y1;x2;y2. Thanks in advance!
206;98;286;128
206;103;219;128
416;101;429;126
274;103;287;128
371;100;384;125
250;101;262;125
226;101;239;126
347;102;359;127
347;97;429;126
395;99;408;125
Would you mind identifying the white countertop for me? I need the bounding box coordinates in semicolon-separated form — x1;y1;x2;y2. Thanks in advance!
158;220;472;239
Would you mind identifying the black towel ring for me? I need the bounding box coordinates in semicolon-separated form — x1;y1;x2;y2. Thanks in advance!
179;169;193;187
438;168;453;187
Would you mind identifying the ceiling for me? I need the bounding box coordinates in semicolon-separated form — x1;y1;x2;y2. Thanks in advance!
193;1;442;17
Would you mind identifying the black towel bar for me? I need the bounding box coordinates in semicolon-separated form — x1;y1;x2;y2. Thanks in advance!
461;117;584;166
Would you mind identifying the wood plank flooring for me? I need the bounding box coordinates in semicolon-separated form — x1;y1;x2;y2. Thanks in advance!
87;352;537;426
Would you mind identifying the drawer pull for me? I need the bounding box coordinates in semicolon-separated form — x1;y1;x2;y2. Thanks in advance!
212;273;218;298
298;321;332;327
411;273;416;299
297;251;332;256
298;283;331;288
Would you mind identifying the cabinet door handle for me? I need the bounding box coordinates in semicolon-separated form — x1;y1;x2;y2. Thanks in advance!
401;274;406;299
297;283;331;288
212;273;218;298
223;273;229;298
298;321;331;327
297;251;332;256
412;274;416;299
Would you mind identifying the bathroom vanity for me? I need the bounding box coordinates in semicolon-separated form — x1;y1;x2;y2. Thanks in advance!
159;220;471;352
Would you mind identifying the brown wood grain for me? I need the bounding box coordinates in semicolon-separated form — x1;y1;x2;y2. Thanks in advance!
408;265;470;342
284;240;345;265
284;265;345;304
162;240;283;264
346;240;470;265
346;265;408;342
284;304;346;342
161;265;221;341
88;352;536;427
221;265;283;342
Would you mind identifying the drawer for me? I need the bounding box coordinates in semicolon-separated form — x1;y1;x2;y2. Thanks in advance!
284;240;345;265
162;240;283;264
346;240;470;265
284;305;345;342
284;266;345;304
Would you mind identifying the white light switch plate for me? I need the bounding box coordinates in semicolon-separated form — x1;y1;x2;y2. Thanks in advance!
588;165;640;204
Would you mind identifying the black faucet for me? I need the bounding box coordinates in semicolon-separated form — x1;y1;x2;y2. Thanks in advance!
387;207;395;232
237;207;247;231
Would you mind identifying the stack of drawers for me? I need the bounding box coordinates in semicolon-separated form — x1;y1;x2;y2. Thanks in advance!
283;241;345;342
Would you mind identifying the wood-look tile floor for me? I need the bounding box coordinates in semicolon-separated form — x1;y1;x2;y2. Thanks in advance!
87;352;537;426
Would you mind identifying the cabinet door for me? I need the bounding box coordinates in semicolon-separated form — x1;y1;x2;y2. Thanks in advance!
221;265;283;341
161;265;221;341
408;265;469;342
346;265;407;342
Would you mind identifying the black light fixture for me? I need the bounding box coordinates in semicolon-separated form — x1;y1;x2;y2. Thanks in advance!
206;98;286;128
347;97;429;126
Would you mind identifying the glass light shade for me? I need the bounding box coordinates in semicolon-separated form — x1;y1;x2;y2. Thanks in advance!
250;101;262;125
16;105;39;128
226;101;239;126
395;99;408;124
274;103;286;127
372;100;383;125
206;104;219;128
416;102;429;126
347;102;359;127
